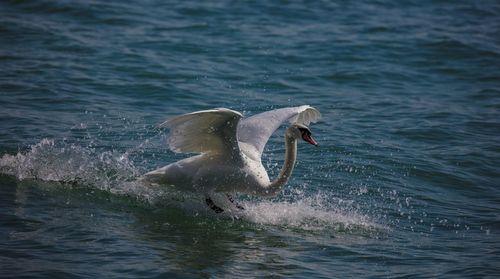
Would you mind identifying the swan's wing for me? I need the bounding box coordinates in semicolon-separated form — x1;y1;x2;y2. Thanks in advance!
237;105;321;159
160;108;243;156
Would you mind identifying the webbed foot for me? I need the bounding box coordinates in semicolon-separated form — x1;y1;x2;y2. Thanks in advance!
205;197;224;214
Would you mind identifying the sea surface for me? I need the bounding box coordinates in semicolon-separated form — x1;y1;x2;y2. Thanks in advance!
1;0;499;278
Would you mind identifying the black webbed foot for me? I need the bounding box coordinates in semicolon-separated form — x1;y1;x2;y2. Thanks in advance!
206;197;224;213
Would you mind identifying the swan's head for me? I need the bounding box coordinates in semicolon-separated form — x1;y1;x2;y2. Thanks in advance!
287;124;318;146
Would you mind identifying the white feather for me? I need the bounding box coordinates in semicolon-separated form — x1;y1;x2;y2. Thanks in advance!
237;105;321;160
160;108;242;157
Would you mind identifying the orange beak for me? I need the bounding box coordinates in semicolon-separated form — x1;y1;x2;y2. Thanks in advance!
302;133;318;146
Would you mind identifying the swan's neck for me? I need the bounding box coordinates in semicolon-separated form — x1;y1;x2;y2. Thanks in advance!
261;134;297;196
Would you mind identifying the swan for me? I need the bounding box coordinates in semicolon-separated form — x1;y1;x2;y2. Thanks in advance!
142;105;321;213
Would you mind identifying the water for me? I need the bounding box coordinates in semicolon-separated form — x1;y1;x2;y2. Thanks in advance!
1;0;499;277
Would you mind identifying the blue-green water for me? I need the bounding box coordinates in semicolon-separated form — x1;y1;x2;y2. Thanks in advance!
1;0;499;278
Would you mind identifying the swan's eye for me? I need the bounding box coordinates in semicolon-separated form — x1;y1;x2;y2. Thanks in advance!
298;127;311;136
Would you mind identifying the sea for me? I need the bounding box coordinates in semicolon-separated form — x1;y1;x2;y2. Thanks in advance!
1;0;499;278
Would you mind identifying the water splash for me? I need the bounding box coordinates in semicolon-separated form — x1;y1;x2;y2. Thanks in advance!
0;139;384;234
0;139;142;193
238;195;384;233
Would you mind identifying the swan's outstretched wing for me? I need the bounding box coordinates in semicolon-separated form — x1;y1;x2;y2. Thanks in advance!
237;105;321;159
160;108;242;156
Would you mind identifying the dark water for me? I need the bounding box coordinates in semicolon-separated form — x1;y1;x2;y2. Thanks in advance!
1;0;500;278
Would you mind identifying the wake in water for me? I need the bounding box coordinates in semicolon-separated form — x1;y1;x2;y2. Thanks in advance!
0;139;384;234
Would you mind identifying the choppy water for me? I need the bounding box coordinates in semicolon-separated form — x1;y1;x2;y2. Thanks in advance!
1;0;499;278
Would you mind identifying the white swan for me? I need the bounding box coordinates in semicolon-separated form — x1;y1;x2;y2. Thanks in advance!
142;105;321;213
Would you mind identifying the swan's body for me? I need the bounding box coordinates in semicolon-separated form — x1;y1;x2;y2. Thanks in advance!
142;106;320;211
